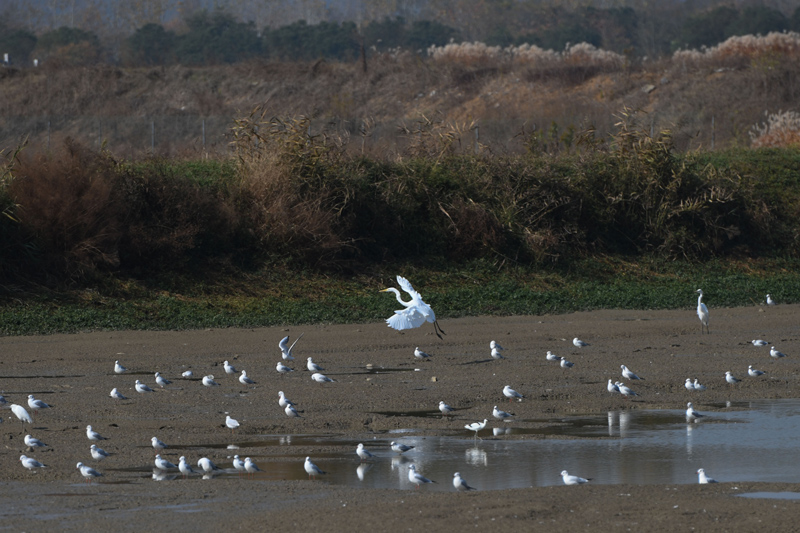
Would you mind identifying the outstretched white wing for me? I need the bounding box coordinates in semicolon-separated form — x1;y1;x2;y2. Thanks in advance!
386;308;427;330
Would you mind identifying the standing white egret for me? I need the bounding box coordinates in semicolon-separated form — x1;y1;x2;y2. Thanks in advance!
696;289;710;334
381;275;445;339
10;404;33;431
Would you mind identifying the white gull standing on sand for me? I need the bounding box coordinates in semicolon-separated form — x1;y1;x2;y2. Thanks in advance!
453;472;477;491
561;470;590;485
20;455;46;470
697;468;718;484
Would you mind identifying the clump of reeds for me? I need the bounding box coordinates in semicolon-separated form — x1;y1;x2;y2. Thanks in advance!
673;32;800;68
749;110;800;148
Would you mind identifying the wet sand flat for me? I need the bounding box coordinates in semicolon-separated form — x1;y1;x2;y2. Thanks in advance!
2;304;800;531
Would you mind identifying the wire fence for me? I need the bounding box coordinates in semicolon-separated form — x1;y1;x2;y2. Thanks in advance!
1;115;236;158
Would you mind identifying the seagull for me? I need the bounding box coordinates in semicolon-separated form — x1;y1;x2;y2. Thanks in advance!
414;347;431;360
684;378;695;391
697;468;718;484
223;360;237;374
766;294;776;305
155;454;177;470
285;404;302;418
311;372;336;383
10;404;33;429
76;462;102;483
239;370;255;385
356;443;374;461
561;470;590;485
748;365;766;377
306;357;324;372
686;402;704;422
560;358;574;369
182;370;194;378
276;362;294;374
725;371;741;385
503;385;523;402
770;346;787;359
27;395;50;414
696;289;710;334
232;455;245;476
202;375;220;386
381;275;446;339
244;457;261;477
278;391;296;408
464;419;488;439
609;379;621;394
155;372;171;388
151;436;167;454
279;333;305;361
490;340;504;351
110;387;127;400
439;401;455;417
573;337;589;347
20;455;46;471
197;457;221;473
617;382;638;398
178;456;195;478
453;472;477;491
621;365;644;380
225;415;240;433
391;441;415;454
546;351;561;361
25;434;48;448
304;456;326;480
87;425;108;441
493;405;514;420
114;360;127;374
408;464;436;488
90;444;111;460
490;347;505;360
752;339;769;346
693;379;706;391
135;379;154;393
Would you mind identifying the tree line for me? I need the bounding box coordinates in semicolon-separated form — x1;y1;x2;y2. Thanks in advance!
2;4;800;67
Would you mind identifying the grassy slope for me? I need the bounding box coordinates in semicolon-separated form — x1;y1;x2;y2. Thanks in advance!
2;257;797;336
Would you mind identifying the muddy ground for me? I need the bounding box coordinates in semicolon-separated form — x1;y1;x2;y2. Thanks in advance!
2;304;800;531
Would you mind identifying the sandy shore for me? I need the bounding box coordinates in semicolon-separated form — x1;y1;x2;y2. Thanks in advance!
2;304;800;531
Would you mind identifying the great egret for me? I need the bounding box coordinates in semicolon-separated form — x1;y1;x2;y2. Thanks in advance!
696;289;710;334
381;276;445;339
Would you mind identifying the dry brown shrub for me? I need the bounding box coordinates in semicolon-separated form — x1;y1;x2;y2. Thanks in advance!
438;197;506;260
750;110;800;148
10;139;123;280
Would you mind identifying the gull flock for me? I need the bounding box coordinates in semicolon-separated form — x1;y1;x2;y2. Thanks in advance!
1;280;790;488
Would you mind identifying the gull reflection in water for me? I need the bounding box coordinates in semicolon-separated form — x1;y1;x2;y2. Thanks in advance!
619;411;631;438
357;462;374;481
152;468;177;481
607;411;617;436
465;446;488;466
279;436;292;445
493;427;512;436
391;455;411;471
686;422;694;455
203;472;219;480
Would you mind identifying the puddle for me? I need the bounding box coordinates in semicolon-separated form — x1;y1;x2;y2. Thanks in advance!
739;492;800;500
370;409;443;419
0;375;84;379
